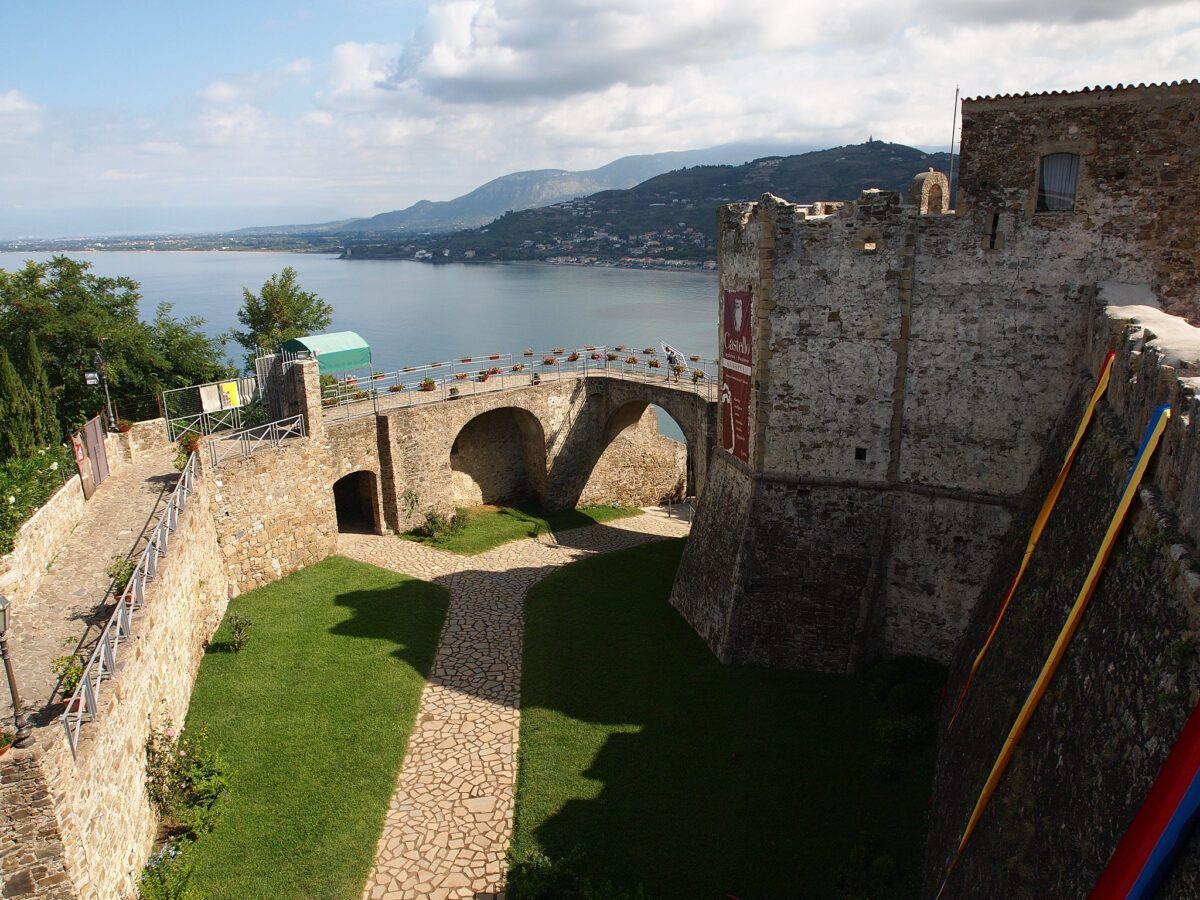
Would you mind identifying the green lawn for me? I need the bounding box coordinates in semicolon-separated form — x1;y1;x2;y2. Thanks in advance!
512;539;942;900
182;556;448;899
401;503;643;555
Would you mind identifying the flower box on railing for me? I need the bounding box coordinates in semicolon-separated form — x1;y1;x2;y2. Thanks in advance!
372;373;386;380
488;353;500;360
488;367;502;375
590;352;601;360
607;352;618;361
568;352;580;362
460;357;472;363
455;373;469;381
512;364;525;372
419;378;437;392
388;384;404;393
403;366;416;372
648;359;661;369
626;356;639;365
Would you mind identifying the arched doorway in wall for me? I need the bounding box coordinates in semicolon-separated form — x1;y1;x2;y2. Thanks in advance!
333;471;380;533
450;407;548;506
579;402;689;507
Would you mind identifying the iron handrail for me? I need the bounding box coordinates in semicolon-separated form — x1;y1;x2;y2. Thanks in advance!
62;453;198;756
207;414;307;467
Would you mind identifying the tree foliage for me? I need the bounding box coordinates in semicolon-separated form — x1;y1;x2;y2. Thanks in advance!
0;256;233;432
229;267;333;369
0;350;35;461
25;333;59;446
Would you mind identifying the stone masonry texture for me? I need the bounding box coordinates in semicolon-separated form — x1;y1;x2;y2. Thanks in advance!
671;82;1200;673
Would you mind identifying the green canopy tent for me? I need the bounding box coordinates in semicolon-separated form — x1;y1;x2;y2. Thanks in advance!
281;331;372;376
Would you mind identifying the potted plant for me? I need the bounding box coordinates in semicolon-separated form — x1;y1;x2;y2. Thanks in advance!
345;376;358;386
322;397;337;407
461;356;473;363
448;386;461;398
531;373;542;385
477;373;489;382
419;377;437;392
568;351;580;362
649;358;661;369
615;344;626;351
590;352;601;360
626;355;639;365
353;389;369;401
117;418;133;433
372;372;386;380
692;370;706;383
488;367;502;375
606;352;618;362
543;356;558;366
52;653;85;699
643;347;656;355
0;731;13;757
455;372;469;381
388;384;404;393
512;363;525;372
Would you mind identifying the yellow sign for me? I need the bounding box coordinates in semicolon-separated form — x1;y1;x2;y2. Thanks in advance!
218;380;240;409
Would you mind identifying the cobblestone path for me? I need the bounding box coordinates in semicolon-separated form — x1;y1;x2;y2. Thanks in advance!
3;445;180;727
340;508;691;900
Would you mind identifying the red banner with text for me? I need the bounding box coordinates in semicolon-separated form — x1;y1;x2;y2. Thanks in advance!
721;289;753;463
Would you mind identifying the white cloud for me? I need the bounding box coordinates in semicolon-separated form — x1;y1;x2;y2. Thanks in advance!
5;1;1200;236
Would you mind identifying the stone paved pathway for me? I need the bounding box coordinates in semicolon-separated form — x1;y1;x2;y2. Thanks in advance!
340;507;692;900
3;445;180;726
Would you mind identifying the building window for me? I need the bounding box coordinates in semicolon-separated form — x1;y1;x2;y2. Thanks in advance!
1036;153;1080;212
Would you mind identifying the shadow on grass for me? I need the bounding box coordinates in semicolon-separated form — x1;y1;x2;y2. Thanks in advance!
510;540;943;900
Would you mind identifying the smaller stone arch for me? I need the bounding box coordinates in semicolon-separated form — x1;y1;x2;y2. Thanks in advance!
578;401;688;507
910;168;950;214
333;470;381;534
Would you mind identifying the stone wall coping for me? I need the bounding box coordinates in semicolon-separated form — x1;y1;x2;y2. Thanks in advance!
964;79;1200;106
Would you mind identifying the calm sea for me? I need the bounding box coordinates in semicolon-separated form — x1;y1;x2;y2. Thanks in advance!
0;251;718;437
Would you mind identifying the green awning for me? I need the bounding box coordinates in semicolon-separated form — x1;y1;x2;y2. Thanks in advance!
281;331;372;375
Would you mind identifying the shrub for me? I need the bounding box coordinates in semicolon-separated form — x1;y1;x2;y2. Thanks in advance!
145;722;229;841
139;841;199;900
51;652;85;696
415;508;468;540
0;446;71;554
508;847;648;900
177;431;201;455
227;613;252;653
107;555;137;593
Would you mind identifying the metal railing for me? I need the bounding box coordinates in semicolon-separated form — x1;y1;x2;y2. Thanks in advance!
207;414;307;467
62;453;198;756
320;346;719;420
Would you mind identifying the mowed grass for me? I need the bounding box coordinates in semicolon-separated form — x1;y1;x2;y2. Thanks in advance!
401;503;643;555
183;556;448;899
513;539;941;900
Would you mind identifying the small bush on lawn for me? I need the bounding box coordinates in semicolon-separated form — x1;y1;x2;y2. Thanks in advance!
227;613;253;652
415;508;468;540
508;847;648;900
140;841;200;900
145;722;230;841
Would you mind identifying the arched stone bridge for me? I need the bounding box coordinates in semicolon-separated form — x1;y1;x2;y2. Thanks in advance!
205;359;717;592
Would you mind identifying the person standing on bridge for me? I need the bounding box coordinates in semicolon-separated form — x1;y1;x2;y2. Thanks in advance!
666;347;679;382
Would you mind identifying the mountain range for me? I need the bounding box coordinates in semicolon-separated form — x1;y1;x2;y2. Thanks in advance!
233;142;817;238
340;141;952;264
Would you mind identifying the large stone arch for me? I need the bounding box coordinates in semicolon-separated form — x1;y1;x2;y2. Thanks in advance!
449;406;548;506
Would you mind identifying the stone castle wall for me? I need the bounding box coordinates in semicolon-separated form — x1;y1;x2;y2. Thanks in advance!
1;480;229;899
925;304;1200;897
0;476;85;615
958;82;1200;323
671;82;1200;672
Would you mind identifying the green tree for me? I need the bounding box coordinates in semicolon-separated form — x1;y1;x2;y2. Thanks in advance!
0;350;35;462
229;267;333;369
0;256;232;431
23;333;59;446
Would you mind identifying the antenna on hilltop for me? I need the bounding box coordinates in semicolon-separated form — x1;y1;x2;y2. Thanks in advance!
947;85;960;205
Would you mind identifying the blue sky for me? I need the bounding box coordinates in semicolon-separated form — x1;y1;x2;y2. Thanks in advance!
3;0;1198;237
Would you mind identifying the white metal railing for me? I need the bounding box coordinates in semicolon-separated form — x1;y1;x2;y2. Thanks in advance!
320;346;719;420
62;453;198;756
207;414;307;467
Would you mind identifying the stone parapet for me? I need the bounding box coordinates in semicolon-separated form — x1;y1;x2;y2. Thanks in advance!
0;476;85;611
